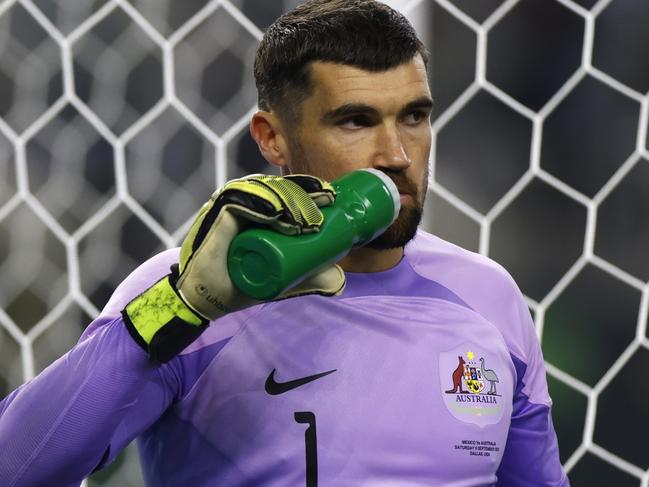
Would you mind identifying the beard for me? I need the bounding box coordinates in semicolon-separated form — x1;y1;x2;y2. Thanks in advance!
285;135;426;250
365;171;424;250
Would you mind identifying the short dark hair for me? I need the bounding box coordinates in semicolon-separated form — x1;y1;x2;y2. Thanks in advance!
254;0;428;125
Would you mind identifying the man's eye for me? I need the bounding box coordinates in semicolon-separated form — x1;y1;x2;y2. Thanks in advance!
403;110;429;125
337;116;371;129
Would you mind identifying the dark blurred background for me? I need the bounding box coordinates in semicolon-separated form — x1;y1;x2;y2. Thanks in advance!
0;0;648;485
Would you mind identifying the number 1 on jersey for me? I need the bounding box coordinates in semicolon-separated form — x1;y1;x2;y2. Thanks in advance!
294;411;318;487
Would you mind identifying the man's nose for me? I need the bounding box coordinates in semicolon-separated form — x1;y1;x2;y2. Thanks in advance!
372;125;411;170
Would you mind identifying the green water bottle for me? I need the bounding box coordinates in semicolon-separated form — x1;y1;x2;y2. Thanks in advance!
227;168;400;300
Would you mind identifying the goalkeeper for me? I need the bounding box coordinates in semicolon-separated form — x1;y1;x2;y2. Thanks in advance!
0;1;568;486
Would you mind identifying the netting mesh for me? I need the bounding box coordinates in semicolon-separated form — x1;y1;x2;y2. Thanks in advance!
0;0;648;485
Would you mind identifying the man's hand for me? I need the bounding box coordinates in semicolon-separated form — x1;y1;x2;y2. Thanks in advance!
122;174;345;362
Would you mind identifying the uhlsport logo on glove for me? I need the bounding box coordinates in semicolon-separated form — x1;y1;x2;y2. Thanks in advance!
193;283;231;314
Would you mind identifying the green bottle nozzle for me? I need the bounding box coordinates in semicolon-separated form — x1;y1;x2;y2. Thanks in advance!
227;169;400;300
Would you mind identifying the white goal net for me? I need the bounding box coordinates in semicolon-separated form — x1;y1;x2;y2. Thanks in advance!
0;0;647;485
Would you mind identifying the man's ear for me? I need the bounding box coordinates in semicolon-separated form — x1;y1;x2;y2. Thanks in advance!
250;111;290;170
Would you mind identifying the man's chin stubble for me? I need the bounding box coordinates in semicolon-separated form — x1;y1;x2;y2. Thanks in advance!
365;204;422;250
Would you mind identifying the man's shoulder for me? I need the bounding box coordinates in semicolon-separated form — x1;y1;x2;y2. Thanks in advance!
407;230;535;356
406;230;518;297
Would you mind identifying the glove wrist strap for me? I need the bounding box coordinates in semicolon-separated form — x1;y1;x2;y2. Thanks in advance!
122;274;208;363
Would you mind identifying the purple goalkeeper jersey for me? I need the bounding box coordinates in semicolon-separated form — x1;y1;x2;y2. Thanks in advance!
0;230;568;486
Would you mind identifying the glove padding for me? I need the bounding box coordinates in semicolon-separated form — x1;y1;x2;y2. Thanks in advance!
123;174;345;362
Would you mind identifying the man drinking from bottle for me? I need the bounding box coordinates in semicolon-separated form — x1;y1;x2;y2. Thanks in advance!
0;1;568;486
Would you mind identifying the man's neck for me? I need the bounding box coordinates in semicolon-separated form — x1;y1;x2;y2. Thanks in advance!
338;246;404;273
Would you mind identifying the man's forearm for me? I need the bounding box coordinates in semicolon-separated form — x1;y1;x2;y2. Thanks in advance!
0;316;164;486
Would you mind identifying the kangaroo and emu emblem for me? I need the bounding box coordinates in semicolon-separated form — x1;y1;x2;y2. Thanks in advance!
445;355;499;395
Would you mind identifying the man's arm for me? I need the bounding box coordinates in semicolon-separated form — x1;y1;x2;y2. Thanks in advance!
495;343;569;486
495;283;569;486
0;316;176;486
0;173;344;486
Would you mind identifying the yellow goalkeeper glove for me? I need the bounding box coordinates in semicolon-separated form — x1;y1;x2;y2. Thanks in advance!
122;174;345;362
